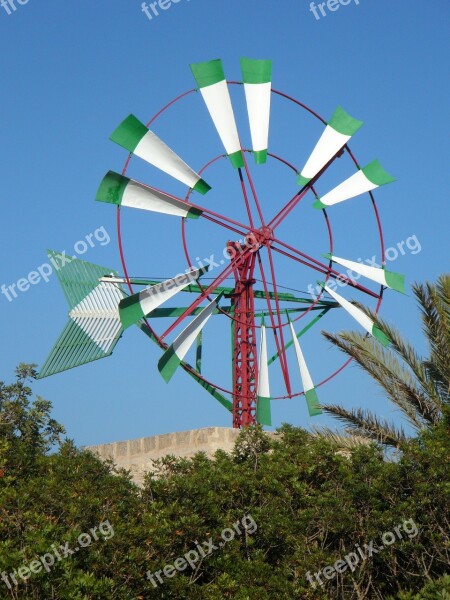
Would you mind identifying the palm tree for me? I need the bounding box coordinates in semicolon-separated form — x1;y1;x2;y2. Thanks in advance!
319;274;449;449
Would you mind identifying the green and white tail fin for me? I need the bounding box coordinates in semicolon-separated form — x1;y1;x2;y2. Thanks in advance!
38;251;125;379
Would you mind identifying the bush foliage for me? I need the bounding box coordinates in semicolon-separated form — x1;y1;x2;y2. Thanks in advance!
0;366;449;599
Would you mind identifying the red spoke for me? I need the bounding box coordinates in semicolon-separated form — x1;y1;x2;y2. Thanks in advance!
183;152;256;236
238;167;256;229
241;149;266;226
266;246;292;394
267;149;344;232
256;252;291;394
186;199;254;236
271;245;329;275
268;187;307;231
201;213;248;238
272;238;379;299
273;237;333;272
160;247;252;341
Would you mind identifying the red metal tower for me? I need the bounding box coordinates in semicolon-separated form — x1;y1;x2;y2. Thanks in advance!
229;241;258;428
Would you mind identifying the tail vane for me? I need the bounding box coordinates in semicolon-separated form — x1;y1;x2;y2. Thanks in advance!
38;251;124;378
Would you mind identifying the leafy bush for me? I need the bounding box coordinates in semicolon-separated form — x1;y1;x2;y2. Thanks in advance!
0;367;448;599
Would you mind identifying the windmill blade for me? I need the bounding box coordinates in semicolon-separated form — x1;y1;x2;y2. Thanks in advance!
38;251;124;379
119;267;209;330
190;59;244;168
109;115;211;195
96;171;202;219
240;57;272;164
322;283;391;346
256;321;272;426
313;160;395;209
288;320;322;416
158;292;224;383
297;106;363;187
323;253;405;294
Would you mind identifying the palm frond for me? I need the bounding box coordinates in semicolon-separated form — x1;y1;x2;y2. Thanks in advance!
310;425;373;450
413;275;450;404
319;403;410;449
351;302;443;420
353;302;441;405
322;330;439;426
321;276;448;448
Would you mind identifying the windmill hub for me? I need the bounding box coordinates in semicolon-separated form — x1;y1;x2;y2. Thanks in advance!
254;226;274;246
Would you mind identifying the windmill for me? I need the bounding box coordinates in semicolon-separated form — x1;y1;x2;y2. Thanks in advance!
38;58;404;429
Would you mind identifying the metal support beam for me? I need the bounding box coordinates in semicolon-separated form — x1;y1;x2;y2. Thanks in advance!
229;242;258;428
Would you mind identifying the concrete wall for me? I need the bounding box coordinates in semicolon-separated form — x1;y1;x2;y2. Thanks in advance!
86;428;368;486
86;427;242;485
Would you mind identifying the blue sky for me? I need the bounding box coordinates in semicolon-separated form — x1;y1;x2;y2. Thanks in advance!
0;0;448;447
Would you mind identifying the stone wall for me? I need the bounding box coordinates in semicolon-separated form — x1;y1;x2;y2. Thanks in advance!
86;427;243;485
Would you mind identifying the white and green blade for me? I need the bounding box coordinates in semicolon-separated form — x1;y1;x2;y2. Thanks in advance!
119;267;209;330
109;115;211;195
288;320;322;416
240;57;272;164
38;251;125;379
322;283;391;346
190;59;244;169
322;253;405;294
256;321;271;426
96;171;202;219
297;106;363;187
158;292;224;383
313;160;395;209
